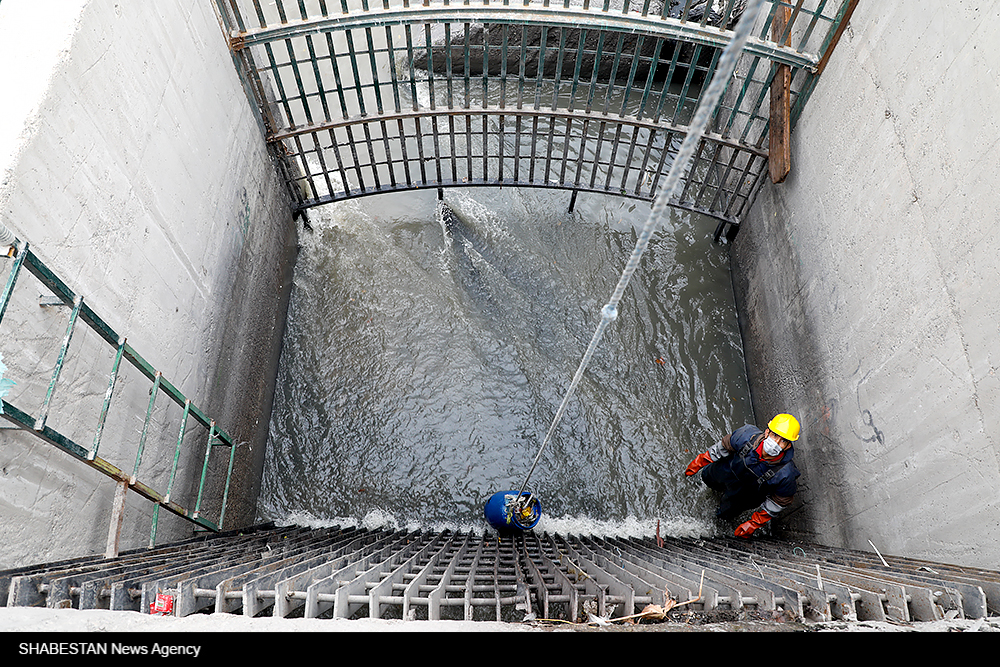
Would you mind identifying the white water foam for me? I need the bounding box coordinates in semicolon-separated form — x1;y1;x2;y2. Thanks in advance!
271;509;720;540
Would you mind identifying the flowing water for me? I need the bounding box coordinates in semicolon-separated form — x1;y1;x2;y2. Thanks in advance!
257;186;753;537
254;6;757;538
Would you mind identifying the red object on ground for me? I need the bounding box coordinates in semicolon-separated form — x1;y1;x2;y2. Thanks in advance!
150;593;174;615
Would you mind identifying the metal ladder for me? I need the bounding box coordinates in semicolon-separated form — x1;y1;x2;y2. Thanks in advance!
0;238;239;556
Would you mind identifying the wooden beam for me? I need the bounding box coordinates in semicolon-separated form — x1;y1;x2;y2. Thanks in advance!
769;3;792;184
816;0;860;77
105;479;128;558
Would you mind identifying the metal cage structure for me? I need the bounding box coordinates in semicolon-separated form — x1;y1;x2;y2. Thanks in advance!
214;0;857;238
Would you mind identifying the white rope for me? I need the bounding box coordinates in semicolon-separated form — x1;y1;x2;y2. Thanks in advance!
516;0;767;503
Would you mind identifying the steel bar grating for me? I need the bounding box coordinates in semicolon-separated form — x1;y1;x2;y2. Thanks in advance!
3;523;998;624
214;0;856;233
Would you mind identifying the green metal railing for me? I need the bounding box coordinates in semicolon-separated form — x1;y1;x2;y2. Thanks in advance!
0;239;238;550
215;0;857;238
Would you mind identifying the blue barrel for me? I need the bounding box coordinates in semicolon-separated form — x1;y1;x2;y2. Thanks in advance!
484;490;541;532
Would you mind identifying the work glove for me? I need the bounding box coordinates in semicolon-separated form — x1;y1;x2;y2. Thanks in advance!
684;451;714;476
734;509;771;538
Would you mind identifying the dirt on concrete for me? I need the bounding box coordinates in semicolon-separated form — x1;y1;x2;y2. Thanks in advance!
2;607;998;634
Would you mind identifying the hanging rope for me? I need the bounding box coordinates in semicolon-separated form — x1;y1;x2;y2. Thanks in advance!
516;0;768;505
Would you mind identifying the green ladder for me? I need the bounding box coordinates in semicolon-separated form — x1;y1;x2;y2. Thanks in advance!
0;238;238;556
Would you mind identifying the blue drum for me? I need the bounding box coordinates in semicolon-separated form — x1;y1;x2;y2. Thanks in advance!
484;490;541;532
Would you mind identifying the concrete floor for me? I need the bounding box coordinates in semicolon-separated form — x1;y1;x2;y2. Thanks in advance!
1;606;997;633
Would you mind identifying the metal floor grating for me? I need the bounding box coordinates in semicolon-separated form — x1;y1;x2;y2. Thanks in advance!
3;523;998;625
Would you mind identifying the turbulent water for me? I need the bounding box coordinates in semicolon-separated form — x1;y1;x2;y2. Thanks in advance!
257;185;753;538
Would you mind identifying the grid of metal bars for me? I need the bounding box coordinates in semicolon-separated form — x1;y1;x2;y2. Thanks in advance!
215;0;855;233
0;239;238;548
5;522;998;623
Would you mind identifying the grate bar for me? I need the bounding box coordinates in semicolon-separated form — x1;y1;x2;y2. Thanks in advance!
228;4;820;73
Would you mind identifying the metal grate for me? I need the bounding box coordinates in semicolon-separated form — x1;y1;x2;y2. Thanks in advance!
214;0;857;235
4;523;998;624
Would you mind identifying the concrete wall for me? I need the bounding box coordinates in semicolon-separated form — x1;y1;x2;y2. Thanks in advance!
732;2;1000;568
0;0;296;567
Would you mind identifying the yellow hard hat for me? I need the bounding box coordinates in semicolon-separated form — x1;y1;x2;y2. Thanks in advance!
768;413;800;441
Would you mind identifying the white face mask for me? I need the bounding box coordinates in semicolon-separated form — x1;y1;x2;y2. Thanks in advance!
762;436;784;457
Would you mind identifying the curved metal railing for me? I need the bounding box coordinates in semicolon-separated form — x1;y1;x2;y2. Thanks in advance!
215;0;857;236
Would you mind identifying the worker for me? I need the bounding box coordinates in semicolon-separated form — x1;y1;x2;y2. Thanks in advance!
684;414;801;538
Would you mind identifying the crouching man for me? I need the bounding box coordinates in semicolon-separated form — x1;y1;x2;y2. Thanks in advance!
684;414;801;538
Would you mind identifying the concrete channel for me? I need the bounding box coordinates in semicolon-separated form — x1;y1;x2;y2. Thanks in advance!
1;0;999;631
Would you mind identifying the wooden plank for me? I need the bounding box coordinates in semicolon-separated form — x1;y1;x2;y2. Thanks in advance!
769;3;792;184
105;479;128;558
816;0;860;76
